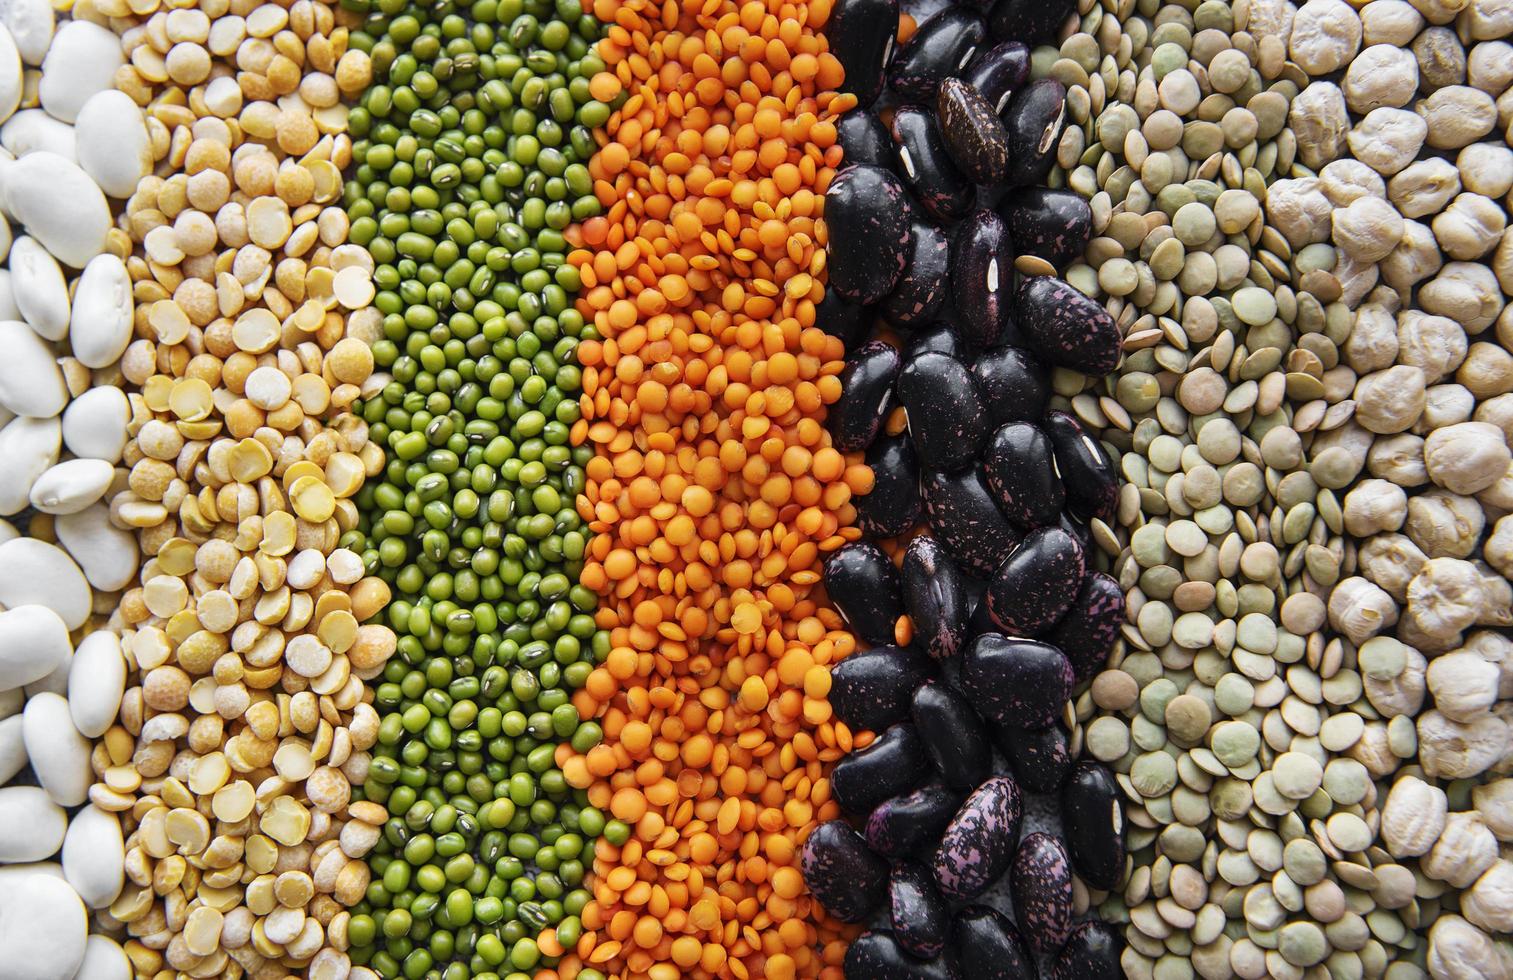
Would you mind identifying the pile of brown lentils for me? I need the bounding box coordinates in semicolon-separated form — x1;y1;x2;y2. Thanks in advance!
1044;0;1513;974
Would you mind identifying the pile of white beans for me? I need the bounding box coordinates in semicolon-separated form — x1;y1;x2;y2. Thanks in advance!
0;0;153;974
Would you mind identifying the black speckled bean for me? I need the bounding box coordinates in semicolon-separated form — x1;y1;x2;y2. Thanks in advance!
953;906;1035;980
890;862;952;960
829;340;900;453
888;8;988;103
921;468;1022;578
1016;276;1121;376
972;345;1049;426
949;209;1015;351
846;930;960;980
837;108;900;176
828;643;937;733
932;775;1022;901
830;0;899;107
1061;761;1125;891
963;41;1030;115
902;535;969;661
815;287;874;354
1001;79;1066;188
800;820;889;923
984;526;1085;636
988;0;1076;45
866;782;964;859
857;433;921;539
938;78;1010;186
892;106;974;225
992;721;1072;794
884;221;953;328
1051;922;1122;980
827;164;915;304
998;187;1092;269
912;680;991;791
1049;571;1124;681
982;421;1064;527
1043;409;1118;522
824;540;905;645
1010;832;1073;956
832;723;932;815
897;350;987;472
960;635;1073;730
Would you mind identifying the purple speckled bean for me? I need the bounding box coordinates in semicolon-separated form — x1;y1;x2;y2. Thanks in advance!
982;420;1064;528
1043;409;1119;522
856;433;921;539
1016;275;1121;376
823;540;905;646
827;642;936;732
882;221;953;328
963;41;1030;115
890;861;951;959
897;350;987;472
1010;831;1073;955
938;77;1010;185
998;187;1092;270
950;209;1016;350
902;535;970;661
799;820;887;923
891;106;974;225
1052;921;1123;980
960;634;1074;730
888;8;988;104
922;468;1021;578
826;164;915;305
932;774;1022;900
1049;571;1125;681
866;782;963;859
988;0;1077;45
1062;761;1126;891
984;526;1086;636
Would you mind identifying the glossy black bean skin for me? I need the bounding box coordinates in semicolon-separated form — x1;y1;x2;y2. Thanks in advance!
902;535;969;661
828;643;936;733
989;0;1076;49
953;906;1036;980
857;433;921;539
884;221;953;327
949;209;1015;351
1016;275;1121;376
938;78;1010;186
1051;922;1123;980
836;108;899;175
890;862;952;960
1061;761;1126;891
907;320;976;361
827;164;915;304
800;820;889;923
998;187;1092;269
1043;409;1119;522
1049;571;1124;681
921;469;1022;578
832;723;932;815
892;107;974;225
984;527;1086;636
960;635;1074;730
830;340;900;453
972;346;1049;426
888;8;988;103
815;288;874;353
824;540;905;645
1002;79;1066;187
963;41;1030;115
897;350;987;472
912;680;991;791
992;722;1072;793
830;0;899;107
932;775;1023;901
846;931;960;980
866;782;963;859
982;421;1064;527
1010;832;1074;955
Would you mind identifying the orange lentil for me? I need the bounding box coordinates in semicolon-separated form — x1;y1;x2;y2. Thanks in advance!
559;0;867;976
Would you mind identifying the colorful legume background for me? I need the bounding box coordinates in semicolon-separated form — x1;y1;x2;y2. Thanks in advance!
0;0;1509;974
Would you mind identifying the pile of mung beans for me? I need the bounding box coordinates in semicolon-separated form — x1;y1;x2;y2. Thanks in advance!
336;0;615;977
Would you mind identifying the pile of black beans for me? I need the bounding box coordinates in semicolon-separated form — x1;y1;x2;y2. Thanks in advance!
800;0;1136;976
